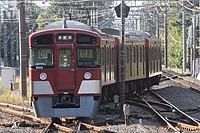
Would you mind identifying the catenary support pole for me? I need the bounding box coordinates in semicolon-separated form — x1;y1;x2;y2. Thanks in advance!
182;1;187;74
164;3;168;68
120;0;126;115
18;0;27;98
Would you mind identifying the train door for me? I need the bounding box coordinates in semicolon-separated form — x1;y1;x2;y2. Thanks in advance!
55;45;74;91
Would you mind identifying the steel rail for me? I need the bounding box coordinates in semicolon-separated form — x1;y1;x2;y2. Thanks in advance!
138;95;179;132
153;92;200;128
127;98;173;110
0;102;108;132
162;69;200;89
81;122;105;132
166;117;200;131
164;75;191;89
0;102;34;113
177;76;200;87
0;106;74;132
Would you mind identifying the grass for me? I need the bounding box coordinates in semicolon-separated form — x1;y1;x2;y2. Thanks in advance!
0;89;23;103
0;77;30;103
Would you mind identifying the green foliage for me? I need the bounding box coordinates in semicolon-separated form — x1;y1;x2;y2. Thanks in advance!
35;1;114;30
0;77;2;93
36;6;64;30
167;8;184;69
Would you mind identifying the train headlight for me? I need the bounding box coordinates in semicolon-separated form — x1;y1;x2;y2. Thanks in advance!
84;72;91;79
40;73;47;80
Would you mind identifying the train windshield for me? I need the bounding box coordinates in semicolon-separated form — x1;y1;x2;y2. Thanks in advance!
30;48;53;68
77;47;100;68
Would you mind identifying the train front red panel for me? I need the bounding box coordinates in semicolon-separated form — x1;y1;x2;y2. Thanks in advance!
74;68;101;96
30;69;56;96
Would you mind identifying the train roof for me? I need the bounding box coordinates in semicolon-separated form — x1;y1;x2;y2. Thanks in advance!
42;20;92;31
100;28;120;36
128;30;151;38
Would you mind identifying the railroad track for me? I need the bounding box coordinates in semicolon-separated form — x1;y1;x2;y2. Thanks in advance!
162;69;200;92
0;102;109;133
126;91;200;132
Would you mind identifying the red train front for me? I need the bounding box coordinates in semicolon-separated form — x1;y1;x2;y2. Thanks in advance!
29;29;101;117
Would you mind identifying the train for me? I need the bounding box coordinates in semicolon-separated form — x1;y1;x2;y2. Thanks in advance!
29;20;162;118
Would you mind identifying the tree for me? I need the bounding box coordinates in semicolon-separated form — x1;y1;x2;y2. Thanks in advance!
167;9;183;68
35;1;114;30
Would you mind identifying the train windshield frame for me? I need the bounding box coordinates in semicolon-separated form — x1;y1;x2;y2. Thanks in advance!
77;46;100;68
30;47;54;69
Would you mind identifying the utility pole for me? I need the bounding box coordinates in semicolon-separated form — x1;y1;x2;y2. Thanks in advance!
155;7;160;38
10;10;15;67
18;0;27;98
192;14;196;77
164;3;168;68
182;1;187;74
120;0;126;114
3;10;8;67
135;18;138;30
115;0;130;115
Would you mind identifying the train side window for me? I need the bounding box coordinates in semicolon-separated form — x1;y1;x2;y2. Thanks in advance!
152;47;154;60
152;47;155;60
110;47;112;65
140;47;142;62
127;47;130;64
130;46;132;63
114;47;116;64
109;47;111;65
136;46;139;76
59;49;71;68
154;47;157;60
133;47;135;63
102;47;104;66
156;47;159;60
104;46;106;82
130;46;132;77
107;47;109;65
112;47;114;65
143;46;145;62
150;47;152;61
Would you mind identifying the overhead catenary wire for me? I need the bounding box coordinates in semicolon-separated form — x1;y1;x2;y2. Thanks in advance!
177;1;200;12
168;33;183;44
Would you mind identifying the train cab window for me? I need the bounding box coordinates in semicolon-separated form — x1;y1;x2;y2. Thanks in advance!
76;34;97;44
30;48;53;68
77;47;100;68
59;49;71;68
